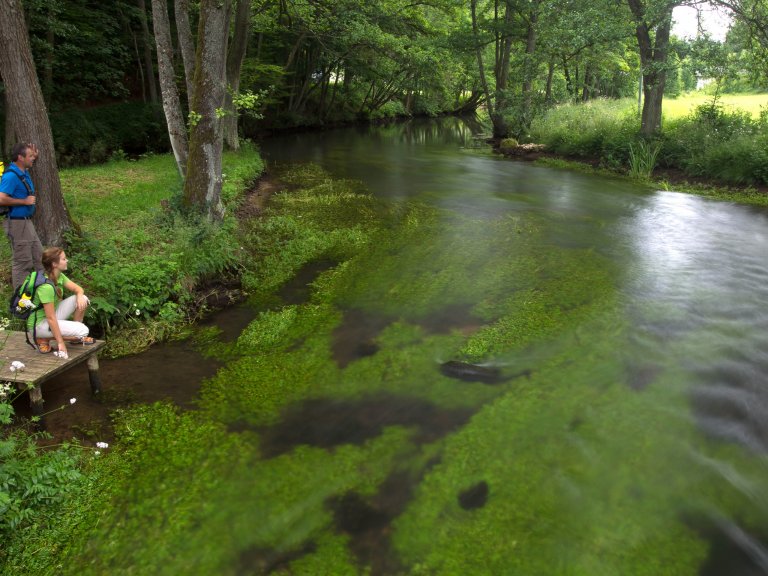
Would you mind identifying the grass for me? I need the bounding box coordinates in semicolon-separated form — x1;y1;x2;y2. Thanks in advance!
663;92;768;119
0;147;264;355
528;91;768;201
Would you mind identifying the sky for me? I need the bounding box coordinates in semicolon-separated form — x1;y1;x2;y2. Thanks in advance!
672;5;733;42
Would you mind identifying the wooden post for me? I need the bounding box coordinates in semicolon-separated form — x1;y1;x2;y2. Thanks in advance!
87;354;102;395
28;384;46;429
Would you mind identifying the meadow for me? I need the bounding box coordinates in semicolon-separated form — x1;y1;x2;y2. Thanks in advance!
527;91;768;200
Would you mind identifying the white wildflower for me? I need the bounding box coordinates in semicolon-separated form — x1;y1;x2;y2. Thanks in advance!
9;365;16;373
94;451;101;456
11;361;25;371
96;441;109;449
70;398;77;405
135;309;141;316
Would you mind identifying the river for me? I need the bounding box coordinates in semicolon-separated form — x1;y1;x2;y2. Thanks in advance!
259;117;768;574
34;117;768;574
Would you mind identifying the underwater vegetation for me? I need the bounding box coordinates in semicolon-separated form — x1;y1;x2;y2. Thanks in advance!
10;164;768;576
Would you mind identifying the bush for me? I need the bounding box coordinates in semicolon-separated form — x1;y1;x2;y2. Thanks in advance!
530;96;768;186
528;98;638;163
662;102;766;183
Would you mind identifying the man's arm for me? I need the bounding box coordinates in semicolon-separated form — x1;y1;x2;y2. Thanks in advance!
0;192;35;206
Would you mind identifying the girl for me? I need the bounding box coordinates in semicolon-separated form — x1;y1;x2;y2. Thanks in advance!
29;246;93;358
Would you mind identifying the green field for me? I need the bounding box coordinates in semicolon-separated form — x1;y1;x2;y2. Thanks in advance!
664;92;768;118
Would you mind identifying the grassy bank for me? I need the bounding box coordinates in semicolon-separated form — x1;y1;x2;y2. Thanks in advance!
1;147;264;356
526;94;768;205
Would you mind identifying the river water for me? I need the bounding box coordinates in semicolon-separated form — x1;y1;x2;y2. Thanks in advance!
259;118;768;574
29;117;768;574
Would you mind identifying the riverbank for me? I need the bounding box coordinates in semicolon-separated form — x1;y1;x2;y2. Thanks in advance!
495;140;768;206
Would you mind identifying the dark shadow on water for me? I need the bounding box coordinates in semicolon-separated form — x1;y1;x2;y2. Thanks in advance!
255;394;474;458
278;259;338;305
332;305;485;369
328;461;445;575
332;309;392;368
233;393;473;574
458;480;489;510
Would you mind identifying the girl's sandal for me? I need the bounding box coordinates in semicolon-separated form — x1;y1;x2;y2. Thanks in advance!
75;336;95;345
36;338;52;353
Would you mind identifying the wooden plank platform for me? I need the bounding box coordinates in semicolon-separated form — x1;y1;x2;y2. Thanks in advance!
1;331;106;420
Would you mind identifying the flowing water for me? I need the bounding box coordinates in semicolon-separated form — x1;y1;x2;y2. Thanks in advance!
26;117;768;574
258;118;768;574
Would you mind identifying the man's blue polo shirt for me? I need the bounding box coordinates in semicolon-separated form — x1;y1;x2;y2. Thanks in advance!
0;164;35;218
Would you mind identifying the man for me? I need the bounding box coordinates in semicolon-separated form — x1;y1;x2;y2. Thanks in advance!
0;142;42;288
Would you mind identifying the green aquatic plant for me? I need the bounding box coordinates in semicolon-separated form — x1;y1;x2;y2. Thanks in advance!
628;139;662;180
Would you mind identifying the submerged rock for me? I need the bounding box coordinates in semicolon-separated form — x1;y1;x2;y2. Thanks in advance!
458;481;489;510
439;360;505;384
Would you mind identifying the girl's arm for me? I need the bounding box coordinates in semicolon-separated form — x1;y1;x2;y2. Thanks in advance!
42;301;67;357
63;279;89;311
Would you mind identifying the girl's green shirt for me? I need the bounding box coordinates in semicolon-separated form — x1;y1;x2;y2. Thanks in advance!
27;273;69;329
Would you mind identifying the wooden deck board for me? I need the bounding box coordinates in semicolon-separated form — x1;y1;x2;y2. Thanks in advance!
0;330;105;385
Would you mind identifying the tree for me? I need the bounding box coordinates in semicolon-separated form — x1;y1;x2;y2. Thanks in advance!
136;0;160;103
175;0;196;101
0;0;71;245
182;0;231;217
471;0;515;138
223;0;252;150
626;0;679;136
151;0;188;177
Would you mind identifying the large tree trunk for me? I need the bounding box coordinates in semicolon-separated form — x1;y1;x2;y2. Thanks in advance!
223;0;252;150
151;0;188;178
136;0;159;103
627;0;674;136
182;0;231;218
0;0;71;245
175;0;196;103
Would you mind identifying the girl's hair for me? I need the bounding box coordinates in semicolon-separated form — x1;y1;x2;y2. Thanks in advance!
42;247;64;275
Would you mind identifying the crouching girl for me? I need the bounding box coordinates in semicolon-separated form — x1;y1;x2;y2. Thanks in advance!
29;246;93;358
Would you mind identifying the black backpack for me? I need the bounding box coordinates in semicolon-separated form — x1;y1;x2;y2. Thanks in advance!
9;270;54;349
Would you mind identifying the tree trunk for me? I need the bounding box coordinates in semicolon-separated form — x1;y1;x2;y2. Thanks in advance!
627;0;674;136
545;59;555;102
136;0;159;103
174;0;195;103
581;63;592;102
223;0;252;150
43;24;54;107
151;0;188;178
521;6;539;129
0;0;71;245
182;0;231;218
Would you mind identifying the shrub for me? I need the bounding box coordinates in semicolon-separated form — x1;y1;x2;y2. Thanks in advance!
528;98;637;160
499;138;519;152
